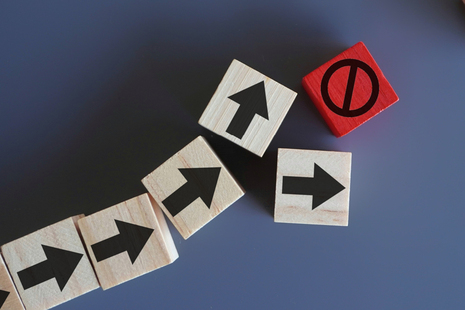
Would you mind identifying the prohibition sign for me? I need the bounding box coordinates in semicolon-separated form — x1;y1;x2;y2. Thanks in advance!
321;59;379;117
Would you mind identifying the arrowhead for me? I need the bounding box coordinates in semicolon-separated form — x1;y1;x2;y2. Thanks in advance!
311;164;345;209
228;81;269;120
42;245;83;291
0;290;9;308
115;220;154;264
179;167;221;208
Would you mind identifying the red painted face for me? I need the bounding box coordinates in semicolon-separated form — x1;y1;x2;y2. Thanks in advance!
302;42;399;137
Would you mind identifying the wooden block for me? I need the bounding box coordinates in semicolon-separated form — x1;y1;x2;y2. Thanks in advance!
0;254;24;310
302;42;399;137
142;136;245;239
274;148;351;226
1;216;99;310
77;193;178;290
199;59;297;157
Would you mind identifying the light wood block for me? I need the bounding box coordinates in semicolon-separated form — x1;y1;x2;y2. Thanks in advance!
0;254;24;310
142;136;245;239
275;148;352;226
199;59;297;157
1;216;99;310
78;193;178;290
302;42;399;137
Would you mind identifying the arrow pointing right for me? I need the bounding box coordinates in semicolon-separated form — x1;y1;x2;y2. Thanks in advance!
18;245;83;291
91;220;154;264
0;290;9;308
226;81;269;139
282;163;345;209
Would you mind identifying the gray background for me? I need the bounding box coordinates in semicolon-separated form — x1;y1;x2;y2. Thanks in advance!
1;1;464;309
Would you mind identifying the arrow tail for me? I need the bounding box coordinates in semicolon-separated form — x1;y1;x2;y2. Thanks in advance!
162;182;199;217
91;235;125;262
226;110;255;139
282;176;316;195
18;260;54;290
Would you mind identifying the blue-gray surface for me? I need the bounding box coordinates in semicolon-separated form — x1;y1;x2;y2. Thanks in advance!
1;1;464;309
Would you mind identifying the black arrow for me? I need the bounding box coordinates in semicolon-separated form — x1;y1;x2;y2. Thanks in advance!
18;245;83;291
226;81;269;139
91;220;154;264
282;163;345;210
0;290;9;308
162;167;221;217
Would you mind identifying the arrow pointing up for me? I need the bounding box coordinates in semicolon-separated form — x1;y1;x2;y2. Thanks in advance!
91;220;154;264
226;81;269;139
18;245;83;291
162;167;221;217
282;163;345;209
0;290;9;308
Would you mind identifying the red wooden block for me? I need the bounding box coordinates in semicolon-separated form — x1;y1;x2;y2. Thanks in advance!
302;42;399;137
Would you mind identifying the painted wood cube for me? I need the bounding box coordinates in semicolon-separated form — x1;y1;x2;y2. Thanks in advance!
142;136;245;239
1;216;99;310
275;148;351;226
78;193;178;290
302;42;399;137
199;59;297;157
0;254;24;310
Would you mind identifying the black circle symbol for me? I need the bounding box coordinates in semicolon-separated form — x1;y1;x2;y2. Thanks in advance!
321;59;379;117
